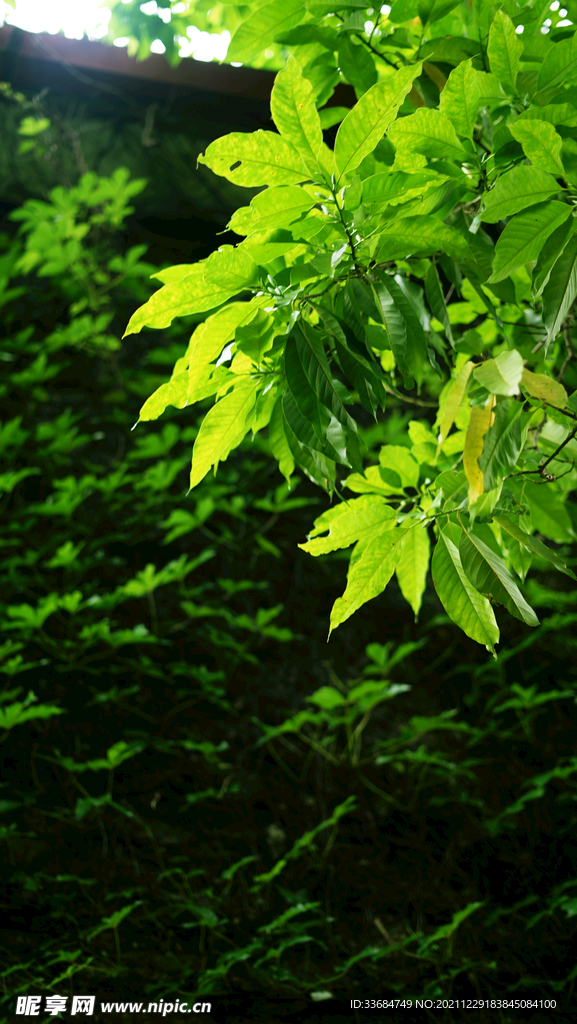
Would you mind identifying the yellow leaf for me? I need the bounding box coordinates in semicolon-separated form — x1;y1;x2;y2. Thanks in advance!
463;396;496;507
436;360;474;459
521;368;567;409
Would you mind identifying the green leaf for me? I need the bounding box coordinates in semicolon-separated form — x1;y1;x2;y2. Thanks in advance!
276;24;339;50
438;58;480;139
151;264;196;285
378;445;420;491
124;268;224;336
198;131;308;187
532;219;576;298
481;165;561;224
334;63;422;181
417;0;461;25
337;34;377;98
431;522;499;654
501;527;533;583
516;102;577;128
388;108;466;163
537;31;577;101
242;185;316;236
270;55;324;176
188;378;260;492
281;396;337;494
186;299;266;395
299;495;396;556
418;901;484;952
226;0;306;64
372;216;470;262
488;202;572;285
124;248;258;335
487;9;523;91
318;309;387;419
138;365;233;423
395;523;430;621
388;0;418;21
239;239;305;266
479;398;526;491
329;525;405;636
361;169;449;215
281;387;351;467
425;262;453;344
495;514;577;581
318;106;351;130
521;368;567;409
87;902;141;941
285;322;363;470
269;396;296;485
473;349;524;397
0;693;64;730
509;120;564;176
514;480;574;544
235;309;276;364
541;232;577;351
459;528;539;627
285;327;332;446
372;274;429;388
297;50;340;109
469;482;504;522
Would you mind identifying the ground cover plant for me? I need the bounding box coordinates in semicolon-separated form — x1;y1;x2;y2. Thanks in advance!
1;1;577;1021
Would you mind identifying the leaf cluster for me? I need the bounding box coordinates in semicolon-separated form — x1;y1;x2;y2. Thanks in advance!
125;0;577;653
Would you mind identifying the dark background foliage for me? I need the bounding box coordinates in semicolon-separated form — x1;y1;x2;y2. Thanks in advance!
0;35;576;1024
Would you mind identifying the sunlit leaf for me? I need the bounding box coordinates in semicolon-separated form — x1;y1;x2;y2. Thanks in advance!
124;248;259;335
488;202;572;285
188;379;260;492
227;0;306;64
388;107;466;162
459;528;539;627
299;496;395;556
487;10;523;91
481;166;561;224
431;522;499;654
334;63;422;180
509;120;564;176
473;350;524;397
329;525;405;636
198;131;308;187
537;31;577;100
395;523;430;620
496;515;577;580
373;216;470;262
270;55;325;176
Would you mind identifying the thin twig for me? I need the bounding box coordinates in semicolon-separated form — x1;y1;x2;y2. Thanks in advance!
506;428;577;482
383;383;437;408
